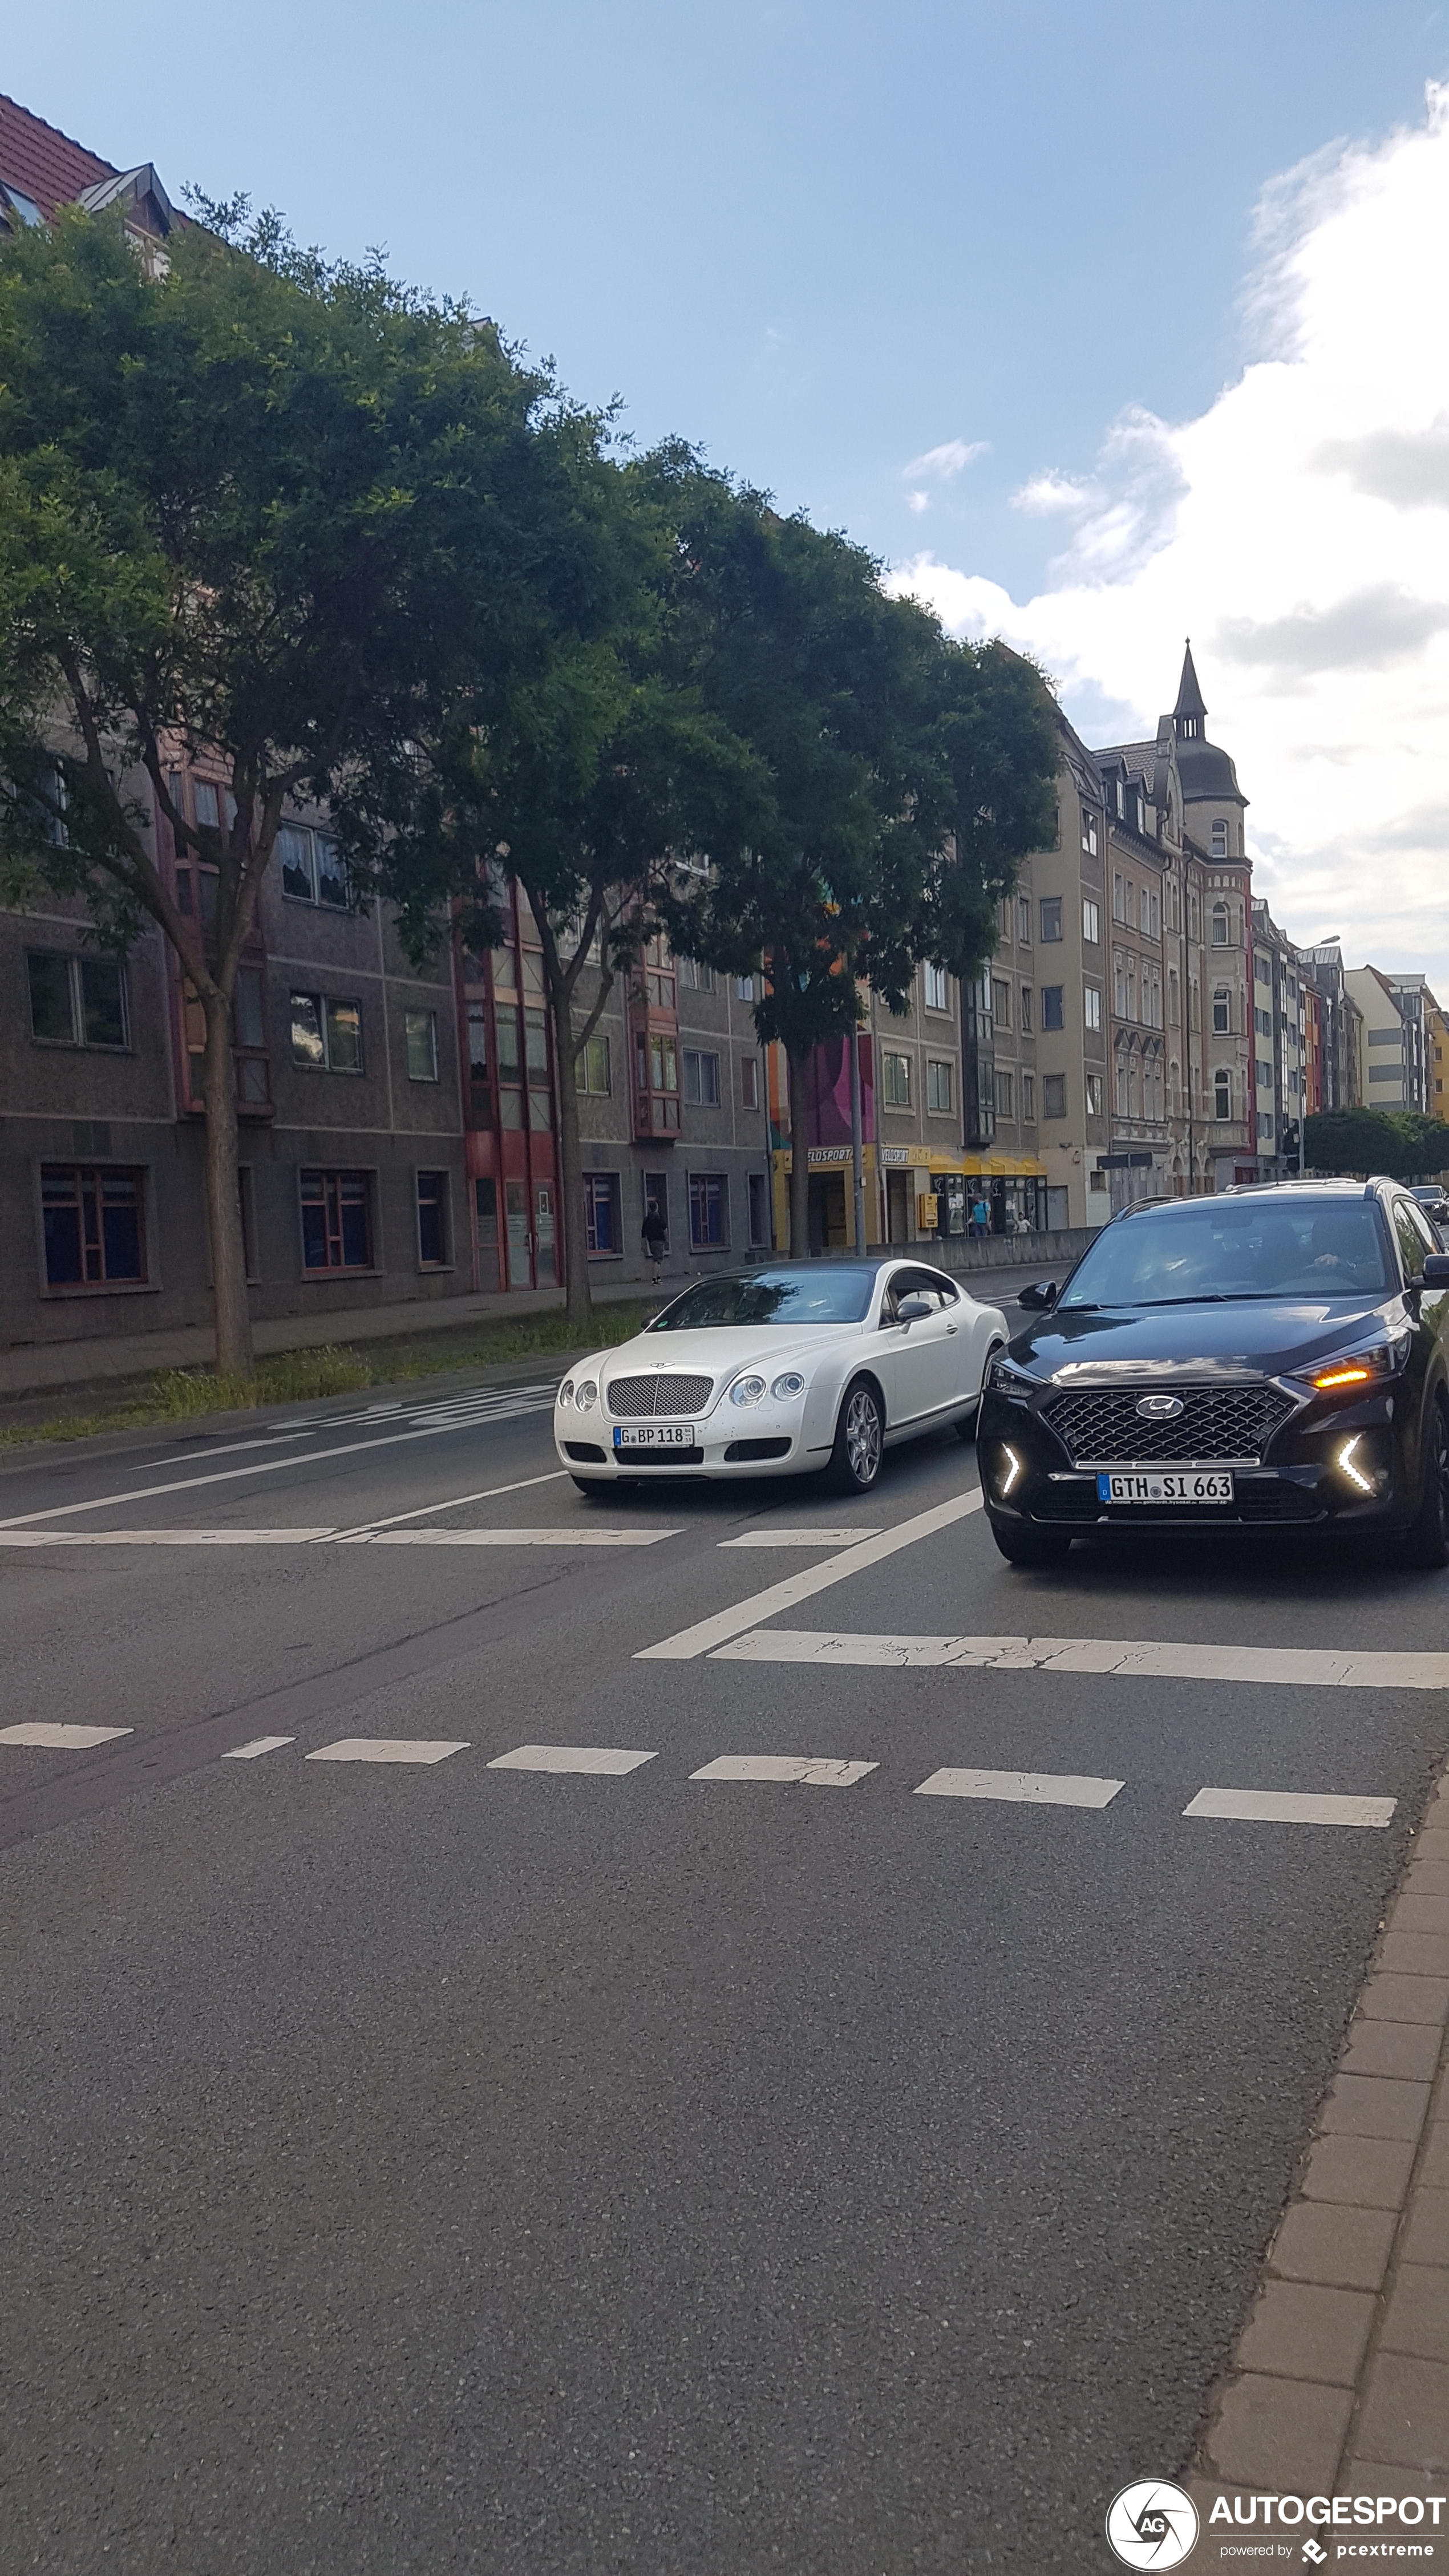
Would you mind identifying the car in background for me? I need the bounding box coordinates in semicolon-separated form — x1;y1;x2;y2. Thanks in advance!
1412;1186;1449;1230
556;1258;1009;1496
978;1179;1449;1566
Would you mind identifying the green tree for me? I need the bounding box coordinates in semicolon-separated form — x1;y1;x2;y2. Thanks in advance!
0;199;558;1372
1306;1107;1449;1180
647;460;1058;1252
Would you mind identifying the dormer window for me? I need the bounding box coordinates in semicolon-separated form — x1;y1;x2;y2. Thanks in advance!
1212;819;1228;858
0;184;44;230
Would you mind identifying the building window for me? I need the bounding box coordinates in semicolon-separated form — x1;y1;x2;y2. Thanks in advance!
881;1051;912;1107
689;1171;728;1249
291;993;364;1072
992;1067;1013;1119
41;1165;146;1288
683;1047;721;1106
1017;894;1031;945
1212;819;1229;859
1021;1073;1035;1121
1019;986;1033;1032
1041;985;1065;1031
1082;898;1100;945
1083;983;1102;1031
1256;1059;1273;1090
677;955;717;993
416;1170;448;1266
584;1172;620;1256
27;951;129;1050
1210;1070;1232;1122
928;1058;956;1113
1082;811;1099;857
1255;1006;1272;1038
1039;897;1062;942
735;974;755;1003
991;977;1011;1029
747;1170;769;1246
1042;1073;1066;1119
278;823;349;908
1212;988;1231;1035
740;1055;760;1109
1085;1071;1105;1117
924;962;949;1011
1255;951;1270;986
1211;902;1230;946
578;1033;611;1095
1258;1111;1273;1141
299;1169;372;1273
405;1009;438;1082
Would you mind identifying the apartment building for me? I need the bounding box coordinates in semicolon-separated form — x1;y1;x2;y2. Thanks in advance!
1302;943;1361;1113
1251;902;1310;1173
1346;967;1418;1113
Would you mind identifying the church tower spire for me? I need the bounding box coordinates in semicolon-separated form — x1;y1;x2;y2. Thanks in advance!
1173;639;1207;740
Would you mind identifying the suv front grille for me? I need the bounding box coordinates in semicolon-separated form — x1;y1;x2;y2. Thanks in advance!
1041;1382;1298;1465
605;1371;714;1417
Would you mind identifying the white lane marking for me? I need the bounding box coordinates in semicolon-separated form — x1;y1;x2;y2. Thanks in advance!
690;1755;878;1787
0;1722;133;1748
329;1468;569;1542
306;1738;469;1765
1184;1787;1397;1829
223;1735;296;1760
707;1631;1449;1688
0;1399;565;1530
117;1390;558;1473
916;1768;1124;1808
0;1529;338;1548
718;1528;883;1549
363;1526;678;1548
487;1744;657;1776
637;1489;984;1661
127;1431;317;1470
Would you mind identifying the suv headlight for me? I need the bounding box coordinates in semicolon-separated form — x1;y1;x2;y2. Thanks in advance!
575;1379;598;1410
728;1374;767;1408
771;1372;806;1400
987;1352;1035;1395
1302;1330;1412;1393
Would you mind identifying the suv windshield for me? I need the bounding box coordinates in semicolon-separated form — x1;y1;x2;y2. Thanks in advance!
1058;1196;1393;1308
646;1267;877;1330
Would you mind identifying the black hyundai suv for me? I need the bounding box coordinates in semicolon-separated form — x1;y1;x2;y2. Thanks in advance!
978;1180;1449;1567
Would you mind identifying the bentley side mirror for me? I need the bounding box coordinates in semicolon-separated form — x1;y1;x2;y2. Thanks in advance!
896;1295;933;1325
1018;1280;1058;1311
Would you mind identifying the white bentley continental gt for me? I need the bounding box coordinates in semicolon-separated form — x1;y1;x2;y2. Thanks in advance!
554;1258;1010;1497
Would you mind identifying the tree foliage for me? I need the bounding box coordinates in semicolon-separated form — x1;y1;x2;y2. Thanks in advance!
1306;1108;1449;1180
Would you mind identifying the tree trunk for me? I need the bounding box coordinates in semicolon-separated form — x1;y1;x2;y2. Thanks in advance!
788;1046;812;1257
200;991;254;1377
550;978;594;1332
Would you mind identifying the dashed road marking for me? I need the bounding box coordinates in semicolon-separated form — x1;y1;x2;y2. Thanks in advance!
1184;1786;1397;1829
0;1722;133;1749
0;1521;673;1549
689;1754;878;1786
361;1526;678;1548
0;1529;338;1548
915;1768;1125;1809
222;1736;296;1760
636;1490;985;1660
487;1744;658;1776
329;1469;568;1542
706;1630;1449;1688
717;1528;883;1549
305;1738;469;1765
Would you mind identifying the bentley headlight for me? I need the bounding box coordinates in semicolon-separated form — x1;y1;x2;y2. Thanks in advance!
575;1379;598;1411
728;1374;767;1408
557;1379;574;1408
770;1372;806;1400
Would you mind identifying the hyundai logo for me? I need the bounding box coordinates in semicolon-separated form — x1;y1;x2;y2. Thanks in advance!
1135;1394;1185;1419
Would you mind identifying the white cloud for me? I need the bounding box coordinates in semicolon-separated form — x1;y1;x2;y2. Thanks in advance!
902;436;989;483
906;488;930;514
887;83;1449;989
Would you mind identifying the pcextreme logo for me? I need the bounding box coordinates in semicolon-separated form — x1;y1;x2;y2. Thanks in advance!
1106;2481;1200;2569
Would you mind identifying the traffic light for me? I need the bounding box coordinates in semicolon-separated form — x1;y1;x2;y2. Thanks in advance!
1281;1121;1301;1174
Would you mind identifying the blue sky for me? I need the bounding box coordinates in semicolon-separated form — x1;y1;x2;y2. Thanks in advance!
9;4;1449;976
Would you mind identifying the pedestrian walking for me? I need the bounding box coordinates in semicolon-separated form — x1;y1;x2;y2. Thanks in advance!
641;1197;667;1281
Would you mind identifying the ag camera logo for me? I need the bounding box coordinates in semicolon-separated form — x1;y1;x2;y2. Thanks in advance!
1106;2480;1200;2569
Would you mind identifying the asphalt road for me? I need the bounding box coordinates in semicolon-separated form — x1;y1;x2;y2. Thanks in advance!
2;1321;1446;2576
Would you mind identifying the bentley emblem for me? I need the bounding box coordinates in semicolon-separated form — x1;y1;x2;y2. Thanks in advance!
1135;1394;1185;1419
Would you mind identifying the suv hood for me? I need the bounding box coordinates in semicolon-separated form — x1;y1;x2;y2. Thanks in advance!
1011;1295;1395;1383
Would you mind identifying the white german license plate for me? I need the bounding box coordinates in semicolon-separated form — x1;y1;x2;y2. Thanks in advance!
614;1422;695;1449
1098;1471;1234;1505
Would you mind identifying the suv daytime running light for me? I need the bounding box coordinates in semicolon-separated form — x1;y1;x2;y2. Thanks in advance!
998;1444;1023;1496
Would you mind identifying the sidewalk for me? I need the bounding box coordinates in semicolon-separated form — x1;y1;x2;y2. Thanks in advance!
0;1257;1054;1402
1189;1756;1449;2550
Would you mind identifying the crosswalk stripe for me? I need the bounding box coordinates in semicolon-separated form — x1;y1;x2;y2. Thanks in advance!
915;1768;1124;1808
305;1738;469;1765
707;1630;1449;1688
0;1521;672;1549
1184;1787;1397;1828
223;1736;296;1760
0;1529;338;1547
360;1527;678;1548
637;1490;985;1660
0;1722;133;1748
487;1744;657;1776
689;1755;877;1785
717;1528;883;1549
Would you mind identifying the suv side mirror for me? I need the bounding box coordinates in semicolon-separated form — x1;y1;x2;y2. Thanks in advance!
1018;1279;1058;1311
1421;1254;1449;1288
896;1295;933;1325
